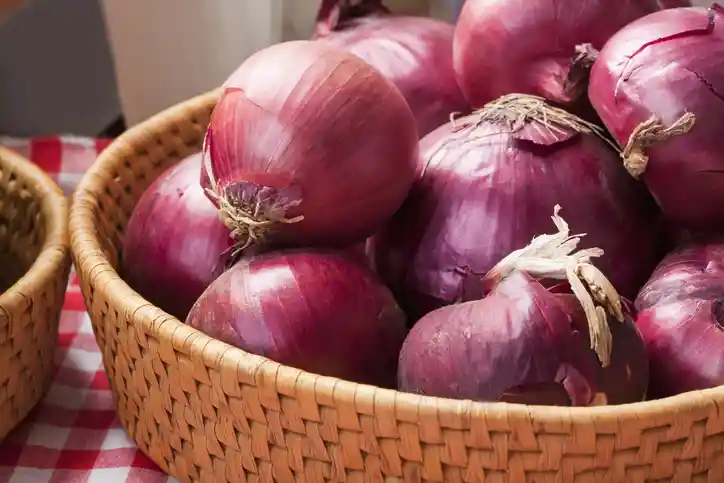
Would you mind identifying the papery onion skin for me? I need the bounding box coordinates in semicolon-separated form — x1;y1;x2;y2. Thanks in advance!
202;40;419;251
398;271;620;405
313;0;470;136
588;6;724;230
123;153;233;320
375;97;660;322
453;0;661;108
186;250;407;388
635;243;724;398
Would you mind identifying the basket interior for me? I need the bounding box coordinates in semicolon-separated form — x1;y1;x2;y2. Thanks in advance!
0;154;47;293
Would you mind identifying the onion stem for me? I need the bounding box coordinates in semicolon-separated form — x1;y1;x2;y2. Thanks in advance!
621;113;696;178
565;43;600;97
473;93;620;152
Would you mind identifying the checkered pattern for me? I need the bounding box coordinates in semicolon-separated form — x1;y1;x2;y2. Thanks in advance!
0;137;178;483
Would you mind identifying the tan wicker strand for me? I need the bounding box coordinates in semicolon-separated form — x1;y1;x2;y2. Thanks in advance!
69;90;724;483
0;146;71;438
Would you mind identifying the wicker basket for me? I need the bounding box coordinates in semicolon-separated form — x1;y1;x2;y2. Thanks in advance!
0;147;71;439
69;90;724;483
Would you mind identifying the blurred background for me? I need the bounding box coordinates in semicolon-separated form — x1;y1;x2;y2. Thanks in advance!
0;0;465;138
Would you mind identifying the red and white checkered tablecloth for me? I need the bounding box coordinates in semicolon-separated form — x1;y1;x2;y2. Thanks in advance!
0;137;178;483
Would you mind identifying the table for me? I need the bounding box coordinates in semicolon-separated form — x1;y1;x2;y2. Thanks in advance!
0;137;178;483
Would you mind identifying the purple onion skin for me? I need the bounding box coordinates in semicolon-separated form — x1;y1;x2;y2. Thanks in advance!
453;0;661;108
589;6;724;230
635;243;724;398
398;271;596;405
186;250;407;388
122;153;233;320
398;271;647;405
375;112;660;322
314;5;470;137
556;295;649;405
203;41;420;250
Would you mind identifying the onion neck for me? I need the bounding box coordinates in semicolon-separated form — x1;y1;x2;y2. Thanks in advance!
201;128;304;258
475;94;618;151
564;43;600;101
314;0;391;37
621;113;696;179
482;205;624;367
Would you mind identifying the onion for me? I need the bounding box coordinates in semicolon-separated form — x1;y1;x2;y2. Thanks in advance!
123;153;233;320
635;242;724;398
313;0;470;136
453;0;662;109
375;94;660;322
398;207;649;405
201;40;419;256
186;250;407;388
588;5;724;230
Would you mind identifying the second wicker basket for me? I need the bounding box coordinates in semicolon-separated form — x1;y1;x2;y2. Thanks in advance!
0;146;71;439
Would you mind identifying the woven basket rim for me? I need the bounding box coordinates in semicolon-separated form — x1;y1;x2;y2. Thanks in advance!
0;146;69;313
68;89;724;426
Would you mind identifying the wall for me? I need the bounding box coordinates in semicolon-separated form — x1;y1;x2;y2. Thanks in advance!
0;0;120;137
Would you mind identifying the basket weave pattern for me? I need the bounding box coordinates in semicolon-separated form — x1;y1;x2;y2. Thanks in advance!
0;147;70;438
69;91;724;482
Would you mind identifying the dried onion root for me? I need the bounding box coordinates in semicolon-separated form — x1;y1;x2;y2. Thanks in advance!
483;205;624;366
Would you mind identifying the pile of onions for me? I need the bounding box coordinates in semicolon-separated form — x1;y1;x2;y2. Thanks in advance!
313;0;469;136
186;250;407;388
374;94;660;322
398;208;649;405
123;153;233;320
453;0;662;109
588;5;724;230
635;242;724;398
202;40;419;255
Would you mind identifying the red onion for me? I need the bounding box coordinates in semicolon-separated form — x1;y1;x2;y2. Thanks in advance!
313;0;470;136
453;0;662;109
186;250;407;388
123;153;233;320
588;5;724;230
375;94;660;322
635;242;724;398
398;208;648;405
201;40;419;255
